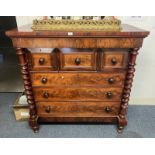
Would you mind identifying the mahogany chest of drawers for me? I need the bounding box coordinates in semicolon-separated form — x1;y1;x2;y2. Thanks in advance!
6;24;149;133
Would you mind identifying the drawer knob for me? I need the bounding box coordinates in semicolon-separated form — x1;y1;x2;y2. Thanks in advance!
106;92;113;99
43;92;49;98
39;58;45;65
45;106;51;113
41;77;48;84
75;57;81;65
111;58;117;65
108;78;115;84
105;107;112;113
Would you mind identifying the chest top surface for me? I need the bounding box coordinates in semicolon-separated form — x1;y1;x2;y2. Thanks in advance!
6;24;149;38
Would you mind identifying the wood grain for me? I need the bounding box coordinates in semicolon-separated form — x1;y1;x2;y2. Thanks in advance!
38;116;117;123
101;51;129;69
36;101;120;117
60;52;96;71
6;24;149;38
30;72;126;87
33;87;123;102
118;48;139;133
30;53;53;70
11;37;144;48
16;48;39;133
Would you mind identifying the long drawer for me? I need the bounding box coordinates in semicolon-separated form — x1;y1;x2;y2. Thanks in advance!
30;72;126;87
33;87;123;102
36;101;120;117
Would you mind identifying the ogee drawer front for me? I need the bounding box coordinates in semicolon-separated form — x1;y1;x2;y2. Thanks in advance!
31;72;126;87
30;53;55;70
102;51;128;69
36;101;120;117
59;48;97;70
33;87;123;102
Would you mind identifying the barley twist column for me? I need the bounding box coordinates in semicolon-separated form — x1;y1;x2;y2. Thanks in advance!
118;48;139;133
16;48;39;133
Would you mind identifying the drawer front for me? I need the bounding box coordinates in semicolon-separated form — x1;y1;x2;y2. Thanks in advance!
31;72;126;87
102;51;128;69
36;101;120;117
33;87;123;102
59;48;97;70
29;53;55;70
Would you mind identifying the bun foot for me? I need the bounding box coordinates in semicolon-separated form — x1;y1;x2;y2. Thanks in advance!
29;117;39;133
34;129;39;133
117;115;127;133
117;126;124;134
32;126;39;133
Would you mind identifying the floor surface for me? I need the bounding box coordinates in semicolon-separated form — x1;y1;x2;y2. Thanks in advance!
0;93;155;138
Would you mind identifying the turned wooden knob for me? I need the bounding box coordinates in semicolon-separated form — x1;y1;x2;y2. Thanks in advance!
108;78;115;84
75;57;81;65
45;106;51;113
41;77;48;84
39;58;45;65
43;92;49;98
105;107;112;113
106;92;113;99
111;58;117;65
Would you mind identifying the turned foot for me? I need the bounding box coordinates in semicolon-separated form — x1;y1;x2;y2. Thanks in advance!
31;124;39;133
117;115;127;133
29;117;39;133
33;126;39;133
117;126;124;134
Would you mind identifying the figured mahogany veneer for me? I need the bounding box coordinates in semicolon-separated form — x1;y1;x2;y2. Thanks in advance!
33;87;123;102
6;24;149;133
30;72;126;87
102;51;128;69
59;48;97;71
36;102;120;117
30;53;54;70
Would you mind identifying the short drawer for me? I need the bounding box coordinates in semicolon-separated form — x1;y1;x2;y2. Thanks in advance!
36;101;120;117
29;53;54;70
101;51;128;69
33;87;123;102
27;48;58;71
31;53;54;70
59;48;97;71
31;72;126;87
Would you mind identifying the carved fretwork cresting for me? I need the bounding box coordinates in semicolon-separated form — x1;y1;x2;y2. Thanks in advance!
118;48;139;132
16;48;39;132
